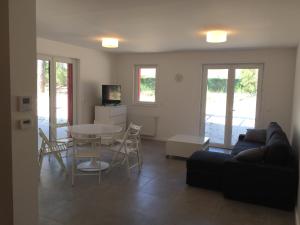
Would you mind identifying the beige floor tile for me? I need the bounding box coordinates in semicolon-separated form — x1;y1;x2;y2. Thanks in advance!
39;140;295;225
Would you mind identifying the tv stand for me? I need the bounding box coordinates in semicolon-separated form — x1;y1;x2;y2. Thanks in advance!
103;103;121;107
94;105;127;130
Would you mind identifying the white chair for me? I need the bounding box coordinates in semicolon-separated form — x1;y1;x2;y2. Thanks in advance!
93;121;124;146
114;124;143;165
108;123;142;177
71;135;102;185
38;128;67;173
50;122;73;148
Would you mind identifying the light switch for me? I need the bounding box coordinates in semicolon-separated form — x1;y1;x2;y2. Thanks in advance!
19;119;32;129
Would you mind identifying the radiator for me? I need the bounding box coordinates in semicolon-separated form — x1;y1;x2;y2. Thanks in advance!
127;114;158;136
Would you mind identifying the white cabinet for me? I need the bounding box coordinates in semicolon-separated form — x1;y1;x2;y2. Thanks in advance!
94;105;127;130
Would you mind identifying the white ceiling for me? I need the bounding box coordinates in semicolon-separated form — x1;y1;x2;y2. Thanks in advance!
37;0;300;53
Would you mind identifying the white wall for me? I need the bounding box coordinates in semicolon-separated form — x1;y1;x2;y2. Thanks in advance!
291;45;300;224
37;37;113;124
10;0;39;224
115;48;296;141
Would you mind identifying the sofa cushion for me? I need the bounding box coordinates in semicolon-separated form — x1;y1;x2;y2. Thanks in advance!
244;129;266;144
187;151;232;172
186;151;232;190
264;132;291;165
266;122;283;143
234;147;265;162
231;140;264;156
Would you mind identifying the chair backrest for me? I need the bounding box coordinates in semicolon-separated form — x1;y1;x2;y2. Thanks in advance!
72;135;101;143
128;123;142;140
72;135;101;153
50;122;71;140
120;123;142;152
39;128;51;147
121;122;140;138
38;128;57;154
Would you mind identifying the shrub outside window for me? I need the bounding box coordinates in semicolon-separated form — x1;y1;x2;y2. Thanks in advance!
135;66;157;104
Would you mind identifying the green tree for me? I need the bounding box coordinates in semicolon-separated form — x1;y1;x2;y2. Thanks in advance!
40;61;49;93
141;78;155;91
238;69;257;94
56;63;67;86
207;79;227;93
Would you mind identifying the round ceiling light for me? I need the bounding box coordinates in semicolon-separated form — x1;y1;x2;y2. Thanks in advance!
206;30;227;43
102;38;119;48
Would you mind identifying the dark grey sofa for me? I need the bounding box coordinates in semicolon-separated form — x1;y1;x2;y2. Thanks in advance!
186;122;298;210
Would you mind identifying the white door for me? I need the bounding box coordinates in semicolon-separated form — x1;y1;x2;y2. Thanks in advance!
201;64;263;148
37;55;77;147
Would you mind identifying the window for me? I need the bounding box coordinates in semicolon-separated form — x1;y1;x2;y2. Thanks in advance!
135;65;157;104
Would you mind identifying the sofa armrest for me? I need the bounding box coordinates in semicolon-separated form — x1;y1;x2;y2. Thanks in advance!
223;159;298;210
238;134;246;141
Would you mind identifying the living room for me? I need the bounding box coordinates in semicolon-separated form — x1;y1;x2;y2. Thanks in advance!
2;1;300;225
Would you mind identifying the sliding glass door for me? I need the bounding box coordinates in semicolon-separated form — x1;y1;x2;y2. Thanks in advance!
231;68;260;145
201;64;263;148
37;56;76;147
37;59;50;146
204;68;229;145
55;61;73;139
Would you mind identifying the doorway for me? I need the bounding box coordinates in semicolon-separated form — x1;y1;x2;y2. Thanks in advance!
201;64;263;148
37;55;77;147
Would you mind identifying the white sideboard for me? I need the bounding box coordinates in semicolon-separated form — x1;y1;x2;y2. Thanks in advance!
94;105;127;130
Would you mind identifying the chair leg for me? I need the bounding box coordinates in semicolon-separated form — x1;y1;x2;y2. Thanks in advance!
72;141;77;186
54;151;66;172
71;154;75;186
110;151;121;168
64;151;68;174
139;141;143;165
136;151;142;173
125;155;131;178
98;146;102;184
110;151;117;166
38;152;44;174
98;168;101;184
66;147;69;158
120;155;127;165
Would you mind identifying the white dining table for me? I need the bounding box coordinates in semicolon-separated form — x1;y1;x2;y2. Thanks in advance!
69;123;122;172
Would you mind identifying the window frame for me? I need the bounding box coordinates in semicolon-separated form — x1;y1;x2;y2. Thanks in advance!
134;64;158;105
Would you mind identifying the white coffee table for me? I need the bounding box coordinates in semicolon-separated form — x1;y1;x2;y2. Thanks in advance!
166;134;209;158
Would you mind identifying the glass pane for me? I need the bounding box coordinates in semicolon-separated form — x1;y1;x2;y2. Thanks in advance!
138;68;156;102
55;62;69;139
231;68;259;145
205;69;228;144
37;59;50;148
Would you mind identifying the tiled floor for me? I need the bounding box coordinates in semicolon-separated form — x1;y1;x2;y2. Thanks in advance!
39;140;295;225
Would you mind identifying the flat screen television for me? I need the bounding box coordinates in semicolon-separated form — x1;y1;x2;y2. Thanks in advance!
101;84;121;105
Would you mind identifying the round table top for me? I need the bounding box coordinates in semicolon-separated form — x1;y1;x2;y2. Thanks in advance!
69;124;122;136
